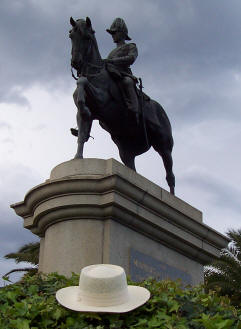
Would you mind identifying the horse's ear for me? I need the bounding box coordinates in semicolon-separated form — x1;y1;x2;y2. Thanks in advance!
70;16;76;27
86;17;92;28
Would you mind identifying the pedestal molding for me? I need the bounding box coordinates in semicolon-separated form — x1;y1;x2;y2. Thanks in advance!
11;159;229;266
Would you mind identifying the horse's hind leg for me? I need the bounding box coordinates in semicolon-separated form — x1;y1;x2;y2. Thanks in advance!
159;149;175;195
151;131;175;194
118;147;136;171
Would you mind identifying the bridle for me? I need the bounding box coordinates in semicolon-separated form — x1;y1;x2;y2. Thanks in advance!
70;30;103;80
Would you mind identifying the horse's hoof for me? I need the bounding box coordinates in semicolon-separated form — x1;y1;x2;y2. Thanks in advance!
170;187;175;195
70;128;78;137
74;154;83;159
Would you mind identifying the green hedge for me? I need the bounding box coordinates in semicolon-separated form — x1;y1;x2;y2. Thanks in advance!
1;273;241;329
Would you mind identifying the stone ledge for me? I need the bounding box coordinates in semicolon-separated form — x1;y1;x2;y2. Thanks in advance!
11;158;229;266
51;158;203;223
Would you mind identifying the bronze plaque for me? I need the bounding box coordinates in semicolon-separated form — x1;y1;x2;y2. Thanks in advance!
130;249;192;285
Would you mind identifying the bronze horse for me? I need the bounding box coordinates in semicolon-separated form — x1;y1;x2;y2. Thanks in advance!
69;17;175;194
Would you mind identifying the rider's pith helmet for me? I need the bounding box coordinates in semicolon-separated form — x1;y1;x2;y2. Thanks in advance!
106;18;131;40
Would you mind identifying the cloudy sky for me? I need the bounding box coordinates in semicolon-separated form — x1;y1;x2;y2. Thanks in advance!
1;0;241;285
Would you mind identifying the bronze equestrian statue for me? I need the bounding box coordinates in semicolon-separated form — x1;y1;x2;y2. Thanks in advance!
69;17;175;194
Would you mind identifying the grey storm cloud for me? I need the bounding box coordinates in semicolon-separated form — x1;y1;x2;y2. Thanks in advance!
0;162;42;284
182;170;241;214
0;221;39;286
0;218;39;257
0;0;241;125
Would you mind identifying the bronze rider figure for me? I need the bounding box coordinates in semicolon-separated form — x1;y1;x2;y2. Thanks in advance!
104;18;139;124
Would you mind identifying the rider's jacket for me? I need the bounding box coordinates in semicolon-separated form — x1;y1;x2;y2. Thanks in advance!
107;43;138;75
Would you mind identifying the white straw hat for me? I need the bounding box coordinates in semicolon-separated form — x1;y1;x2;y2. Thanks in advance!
56;264;150;313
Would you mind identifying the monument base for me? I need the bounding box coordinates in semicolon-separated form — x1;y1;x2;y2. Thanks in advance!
11;158;229;286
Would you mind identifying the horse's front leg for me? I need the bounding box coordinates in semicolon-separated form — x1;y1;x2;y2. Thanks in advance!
75;77;91;119
75;109;92;159
73;77;92;159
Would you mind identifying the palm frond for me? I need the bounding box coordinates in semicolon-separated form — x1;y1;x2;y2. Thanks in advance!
227;229;241;251
4;242;40;265
3;267;38;277
205;228;241;305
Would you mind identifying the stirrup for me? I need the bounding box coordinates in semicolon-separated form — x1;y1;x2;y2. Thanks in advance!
70;128;78;137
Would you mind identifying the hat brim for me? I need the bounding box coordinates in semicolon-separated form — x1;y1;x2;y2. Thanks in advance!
56;285;150;313
106;29;131;40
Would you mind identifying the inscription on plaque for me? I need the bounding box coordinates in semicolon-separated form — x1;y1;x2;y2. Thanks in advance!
130;249;192;285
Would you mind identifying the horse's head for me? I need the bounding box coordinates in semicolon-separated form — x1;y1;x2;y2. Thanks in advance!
69;17;95;71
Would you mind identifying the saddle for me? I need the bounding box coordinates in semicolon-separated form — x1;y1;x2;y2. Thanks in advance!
106;63;150;104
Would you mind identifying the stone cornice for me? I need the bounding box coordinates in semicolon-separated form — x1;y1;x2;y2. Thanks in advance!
11;158;229;265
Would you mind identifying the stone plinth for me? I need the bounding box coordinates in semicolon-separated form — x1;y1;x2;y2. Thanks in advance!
11;158;229;285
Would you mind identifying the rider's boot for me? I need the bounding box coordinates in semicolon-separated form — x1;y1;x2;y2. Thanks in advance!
123;84;139;126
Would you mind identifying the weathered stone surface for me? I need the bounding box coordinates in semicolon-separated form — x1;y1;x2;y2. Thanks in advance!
11;158;229;284
38;220;103;275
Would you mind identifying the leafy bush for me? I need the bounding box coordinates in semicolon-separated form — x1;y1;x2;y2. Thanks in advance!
1;273;241;329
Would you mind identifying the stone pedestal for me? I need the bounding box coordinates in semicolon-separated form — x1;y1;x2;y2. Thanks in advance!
11;158;229;285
